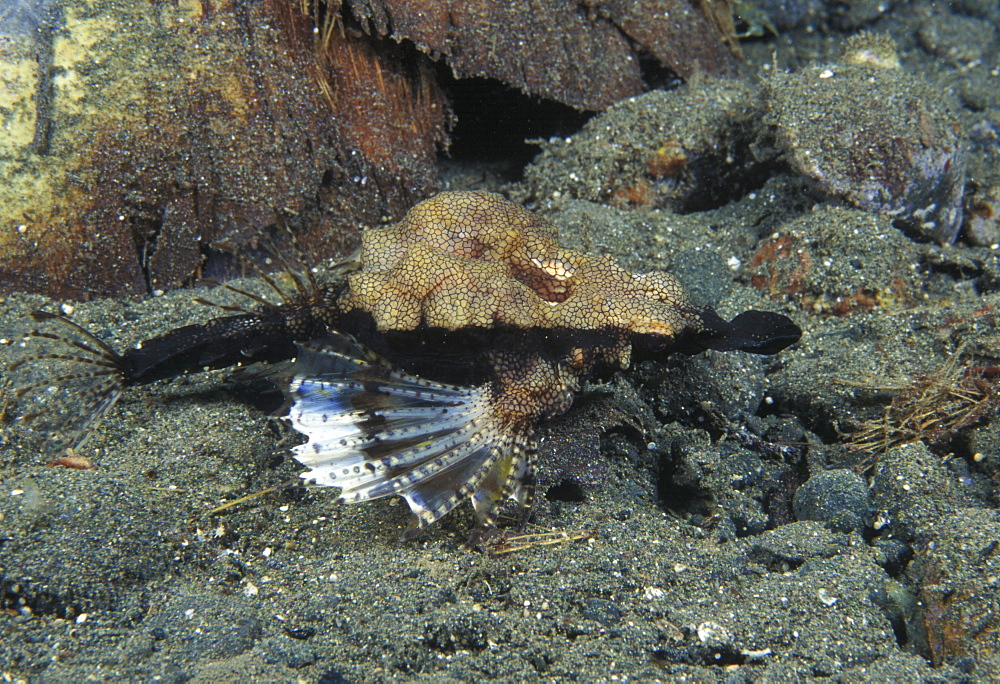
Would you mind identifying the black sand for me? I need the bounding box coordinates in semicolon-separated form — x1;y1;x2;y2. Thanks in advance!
2;1;1000;681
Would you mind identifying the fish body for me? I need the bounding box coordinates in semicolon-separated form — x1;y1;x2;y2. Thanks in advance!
11;191;801;537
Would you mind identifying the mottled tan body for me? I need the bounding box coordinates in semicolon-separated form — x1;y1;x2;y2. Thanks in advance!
340;191;704;368
337;190;718;433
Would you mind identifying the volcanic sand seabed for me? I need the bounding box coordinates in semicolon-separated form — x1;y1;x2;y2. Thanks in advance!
2;170;999;680
2;8;1000;683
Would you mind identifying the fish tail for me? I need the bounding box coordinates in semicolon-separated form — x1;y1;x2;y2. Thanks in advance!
9;311;129;454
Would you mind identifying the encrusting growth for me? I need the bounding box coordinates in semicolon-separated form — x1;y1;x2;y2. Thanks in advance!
11;191;802;539
842;348;1000;469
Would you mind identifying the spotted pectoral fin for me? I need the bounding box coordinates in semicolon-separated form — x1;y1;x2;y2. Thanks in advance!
285;335;534;536
469;437;536;525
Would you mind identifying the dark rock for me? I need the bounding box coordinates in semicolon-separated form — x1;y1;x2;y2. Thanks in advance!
829;0;894;29
744;206;923;316
524;80;768;212
869;443;984;542
792;469;872;533
871;538;913;575
952;0;1000;19
765;54;966;243
283;625;317;640
652;351;766;423
917;12;997;66
728;496;770;537
746;521;850;571
422;613;505;652
753;0;824;30
908;509;1000;671
663;431;781;538
969;421;1000;482
318;669;354;684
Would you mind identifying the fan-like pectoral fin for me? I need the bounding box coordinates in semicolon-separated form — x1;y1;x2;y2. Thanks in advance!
469;430;536;528
286;335;537;537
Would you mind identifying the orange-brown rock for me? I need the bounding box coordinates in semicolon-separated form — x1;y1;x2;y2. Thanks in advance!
0;0;742;301
0;0;447;300
346;0;740;110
